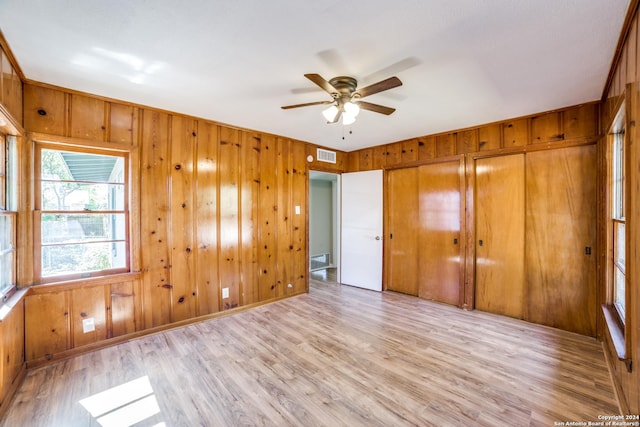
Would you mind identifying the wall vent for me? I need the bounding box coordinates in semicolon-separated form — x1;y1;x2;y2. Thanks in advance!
317;148;337;164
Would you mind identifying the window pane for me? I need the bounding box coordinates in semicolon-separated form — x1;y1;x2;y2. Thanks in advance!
613;133;625;219
0;251;15;293
7;135;18;211
614;222;625;272
41;149;124;183
41;241;126;277
0;215;13;251
41;181;125;211
42;213;126;244
614;266;626;322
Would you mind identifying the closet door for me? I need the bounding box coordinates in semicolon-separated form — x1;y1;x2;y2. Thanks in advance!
475;154;525;318
386;167;419;295
525;145;596;336
418;161;462;305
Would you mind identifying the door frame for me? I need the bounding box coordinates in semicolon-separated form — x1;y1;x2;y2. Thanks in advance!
308;170;341;282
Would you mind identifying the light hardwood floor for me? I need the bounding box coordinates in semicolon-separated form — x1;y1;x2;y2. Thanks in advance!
2;280;619;426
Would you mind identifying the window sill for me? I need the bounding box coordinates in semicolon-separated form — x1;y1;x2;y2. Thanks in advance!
602;304;632;372
0;288;29;322
31;271;142;294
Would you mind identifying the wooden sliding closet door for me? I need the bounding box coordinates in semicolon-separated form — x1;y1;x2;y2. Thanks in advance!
386;167;419;295
418;161;462;305
475;154;525;318
525;145;596;336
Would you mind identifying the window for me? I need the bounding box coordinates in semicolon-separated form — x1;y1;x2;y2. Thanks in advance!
0;134;17;300
36;144;129;282
612;129;626;323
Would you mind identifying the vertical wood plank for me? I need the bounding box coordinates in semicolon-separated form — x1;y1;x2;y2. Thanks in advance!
0;299;24;405
70;94;106;141
239;131;261;304
372;145;387;169
276;137;293;297
418;160;462;306
401;139;419;163
386;167;419;295
195;122;220;315
563;104;597;141
385;143;402;166
475;154;525;318
530;112;563;144
170;117;197;321
25;292;68;361
455;130;478;154
418;136;436;160
139;109;172;328
0;50;4;113
478;124;501;151
71;286;107;348
525;145;597;336
1;51;22;125
290;140;307;294
110;281;136;337
110;102;137;145
23;84;66;136
346;151;360;172
358;149;373;171
435;134;455;157
218;126;241;310
258;134;277;300
502;119;528;147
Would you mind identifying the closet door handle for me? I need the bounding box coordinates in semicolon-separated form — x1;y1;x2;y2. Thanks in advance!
453;238;458;245
479;239;484;246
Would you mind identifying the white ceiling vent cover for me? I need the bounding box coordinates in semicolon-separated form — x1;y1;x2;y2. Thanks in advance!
317;148;337;164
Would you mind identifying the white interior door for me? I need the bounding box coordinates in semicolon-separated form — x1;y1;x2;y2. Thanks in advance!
340;170;383;291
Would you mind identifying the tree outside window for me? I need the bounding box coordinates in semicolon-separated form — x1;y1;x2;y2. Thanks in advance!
37;145;129;281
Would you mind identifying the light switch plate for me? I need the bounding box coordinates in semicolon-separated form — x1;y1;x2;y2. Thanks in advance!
222;287;229;299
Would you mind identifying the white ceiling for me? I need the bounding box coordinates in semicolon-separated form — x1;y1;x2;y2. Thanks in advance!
0;1;631;151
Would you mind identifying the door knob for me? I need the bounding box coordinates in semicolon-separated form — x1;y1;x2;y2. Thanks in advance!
375;236;381;240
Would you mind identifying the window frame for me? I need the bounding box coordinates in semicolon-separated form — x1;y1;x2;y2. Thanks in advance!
611;129;626;323
0;133;17;302
34;141;131;283
603;100;631;369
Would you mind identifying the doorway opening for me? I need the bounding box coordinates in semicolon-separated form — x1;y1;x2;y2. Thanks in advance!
309;171;340;284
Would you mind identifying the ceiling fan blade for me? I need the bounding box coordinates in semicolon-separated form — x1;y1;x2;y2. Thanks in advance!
281;100;333;109
304;74;340;97
357;101;396;115
356;76;402;98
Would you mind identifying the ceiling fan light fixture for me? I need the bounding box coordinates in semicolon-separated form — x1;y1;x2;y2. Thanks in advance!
342;112;356;125
322;105;340;122
343;101;360;118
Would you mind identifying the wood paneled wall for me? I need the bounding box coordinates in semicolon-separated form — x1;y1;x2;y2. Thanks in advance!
0;37;22;127
600;0;640;414
0;34;25;420
0;291;26;419
347;103;598;172
20;82;346;365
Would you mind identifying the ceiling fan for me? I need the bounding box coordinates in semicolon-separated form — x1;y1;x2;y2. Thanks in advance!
281;74;402;125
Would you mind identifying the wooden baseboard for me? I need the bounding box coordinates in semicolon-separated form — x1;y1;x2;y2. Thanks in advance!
0;362;27;423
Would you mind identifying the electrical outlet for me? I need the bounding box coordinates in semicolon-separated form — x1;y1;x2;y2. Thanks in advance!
295;205;301;215
222;287;229;299
82;317;95;333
